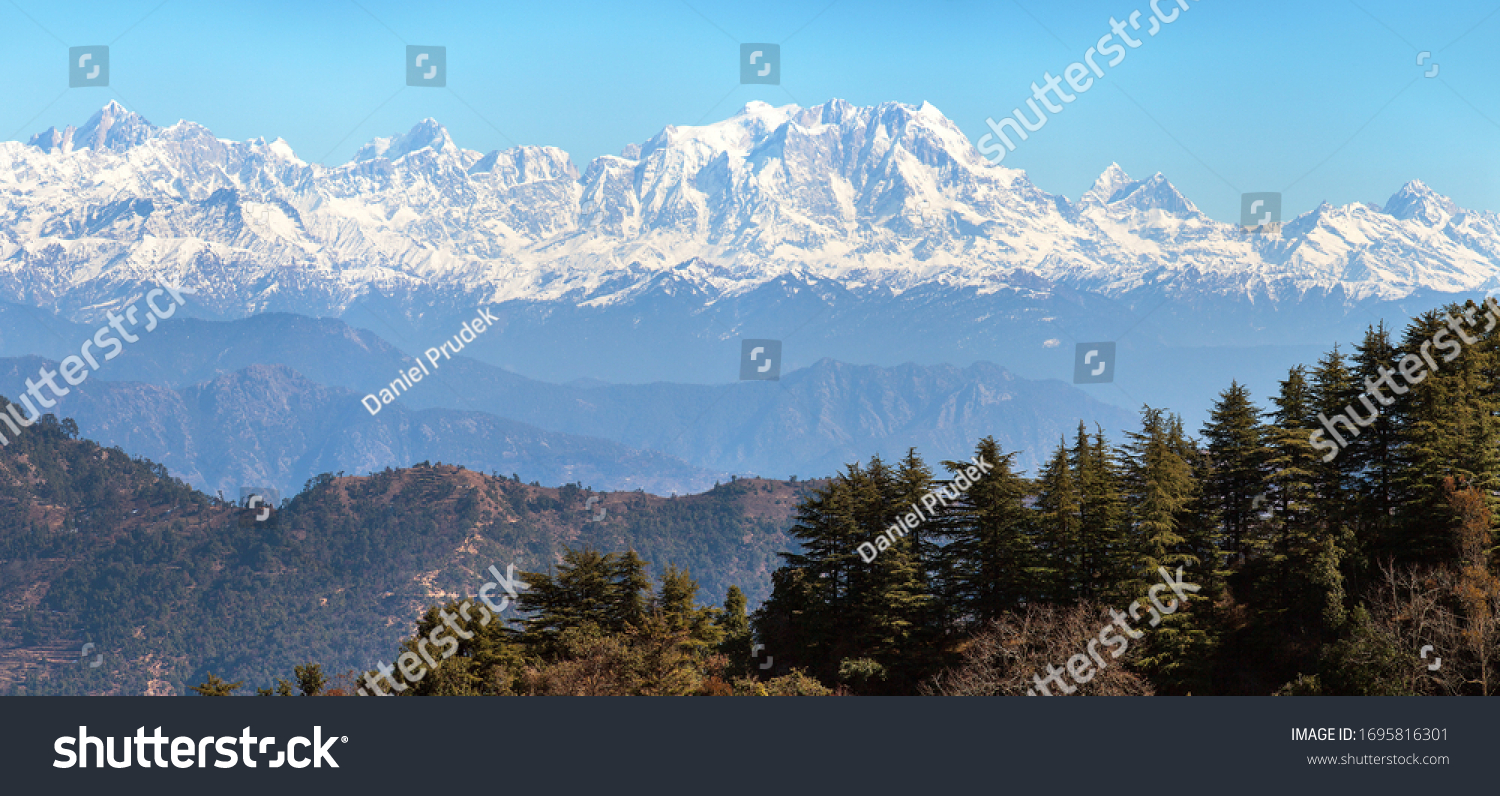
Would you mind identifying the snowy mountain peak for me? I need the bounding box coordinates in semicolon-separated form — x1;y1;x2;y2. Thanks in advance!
27;101;154;154
1081;163;1134;205
350;118;455;163
1109;172;1197;216
1384;180;1459;226
641;101;802;158
2;98;1496;317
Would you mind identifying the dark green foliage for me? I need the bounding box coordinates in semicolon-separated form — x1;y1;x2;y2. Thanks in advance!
189;673;243;696
752;297;1500;695
939;437;1034;625
717;585;753;677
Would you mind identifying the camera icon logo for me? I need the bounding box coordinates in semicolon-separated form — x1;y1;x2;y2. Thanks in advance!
69;46;109;88
406;45;446;87
1240;192;1281;234
740;339;782;381
238;486;280;528
584;495;607;522
1074;342;1115;384
740;44;780;85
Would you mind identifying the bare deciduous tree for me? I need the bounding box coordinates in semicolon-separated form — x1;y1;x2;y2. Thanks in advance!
921;603;1154;696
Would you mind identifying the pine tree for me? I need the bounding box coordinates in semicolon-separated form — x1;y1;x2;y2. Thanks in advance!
1263;365;1347;617
1073;423;1129;602
1390;306;1500;564
718;585;753;676
940;437;1035;626
891;449;941;632
1349;323;1401;549
518;548;655;655
851;455;930;686
256;679;294;697
1201;382;1270;559
1309;344;1360;536
1121;408;1196;592
652;564;722;655
758;466;868;682
612;550;652;629
293;663;327;697
381;596;526;696
1033;438;1081;602
189;673;244;696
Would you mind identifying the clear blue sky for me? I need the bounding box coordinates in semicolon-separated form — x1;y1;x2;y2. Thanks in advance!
1;0;1497;224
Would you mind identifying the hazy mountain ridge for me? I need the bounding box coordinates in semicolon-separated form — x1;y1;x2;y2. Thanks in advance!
0;308;1134;495
0;355;724;497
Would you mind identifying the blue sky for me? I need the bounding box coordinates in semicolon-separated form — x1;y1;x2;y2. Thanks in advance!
1;0;1497;224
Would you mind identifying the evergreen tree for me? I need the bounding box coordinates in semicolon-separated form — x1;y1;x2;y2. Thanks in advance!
1309;345;1360;538
1349;323;1401;552
189;673;244;696
612;550;652;629
850;455;930;687
518;548;655;655
1073;423;1129;602
1201;382;1270;559
1389;306;1500;563
940;437;1034;626
718;585;754;676
652;564;722;656
293;663;327;697
1033;438;1082;602
758;467;867;681
1121;408;1196;592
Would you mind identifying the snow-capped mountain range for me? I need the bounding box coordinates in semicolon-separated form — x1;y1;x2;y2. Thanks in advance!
4;99;1498;322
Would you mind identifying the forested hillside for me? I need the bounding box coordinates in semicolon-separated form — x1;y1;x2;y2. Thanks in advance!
0;413;808;695
11;298;1500;697
284;299;1500;696
753;300;1500;695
